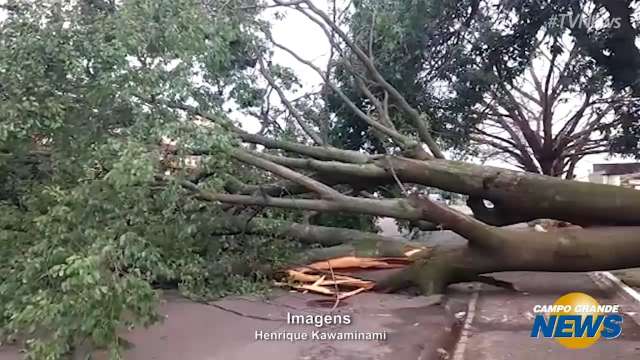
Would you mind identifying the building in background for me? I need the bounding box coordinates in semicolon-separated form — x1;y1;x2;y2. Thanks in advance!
588;163;640;189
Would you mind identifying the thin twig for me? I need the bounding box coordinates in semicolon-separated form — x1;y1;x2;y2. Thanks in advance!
387;158;408;196
206;303;282;322
327;260;341;310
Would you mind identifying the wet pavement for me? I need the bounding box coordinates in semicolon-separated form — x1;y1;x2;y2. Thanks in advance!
0;289;467;360
2;272;640;359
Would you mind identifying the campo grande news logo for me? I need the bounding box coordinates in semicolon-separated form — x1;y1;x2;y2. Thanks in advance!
530;292;623;349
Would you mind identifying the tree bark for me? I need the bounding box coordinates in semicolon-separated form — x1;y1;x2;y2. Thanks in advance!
214;214;412;248
378;225;640;295
298;156;640;226
204;153;640;226
385;157;640;226
211;214;430;277
202;189;640;296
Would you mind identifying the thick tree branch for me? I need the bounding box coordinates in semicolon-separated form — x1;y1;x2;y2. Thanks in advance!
231;149;344;199
238;131;371;163
213;213;408;248
178;175;503;250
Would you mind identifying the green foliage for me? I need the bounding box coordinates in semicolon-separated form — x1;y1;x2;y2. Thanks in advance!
329;0;503;151
0;1;297;358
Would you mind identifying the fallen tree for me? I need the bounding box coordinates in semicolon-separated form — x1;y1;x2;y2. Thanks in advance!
159;0;640;295
184;175;640;294
4;0;639;298
210;213;424;264
219;149;640;226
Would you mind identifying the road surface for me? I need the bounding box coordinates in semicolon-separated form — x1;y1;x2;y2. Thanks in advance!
1;271;640;359
451;272;640;360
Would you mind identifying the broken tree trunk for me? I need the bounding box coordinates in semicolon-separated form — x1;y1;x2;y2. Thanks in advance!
378;195;640;294
174;151;640;296
205;194;640;297
152;0;640;298
217;211;640;297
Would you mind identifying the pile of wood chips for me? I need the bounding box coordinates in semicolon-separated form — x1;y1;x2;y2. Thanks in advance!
278;248;425;302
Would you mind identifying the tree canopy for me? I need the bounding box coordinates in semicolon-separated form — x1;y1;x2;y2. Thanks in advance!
332;0;639;158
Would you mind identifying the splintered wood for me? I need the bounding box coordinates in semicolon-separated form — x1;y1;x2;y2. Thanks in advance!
278;248;424;300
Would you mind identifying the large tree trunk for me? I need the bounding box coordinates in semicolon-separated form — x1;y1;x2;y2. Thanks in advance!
203;195;640;297
378;225;640;295
223;214;640;296
386;157;640;226
373;194;640;294
290;156;640;226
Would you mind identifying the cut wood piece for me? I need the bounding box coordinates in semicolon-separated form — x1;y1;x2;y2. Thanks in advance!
337;287;369;300
282;252;415;298
310;275;326;287
404;248;424;257
294;283;335;295
317;279;374;288
286;270;323;283
303;256;409;271
286;270;374;287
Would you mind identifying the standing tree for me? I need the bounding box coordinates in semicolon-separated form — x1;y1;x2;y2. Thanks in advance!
470;36;628;178
330;0;640;158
